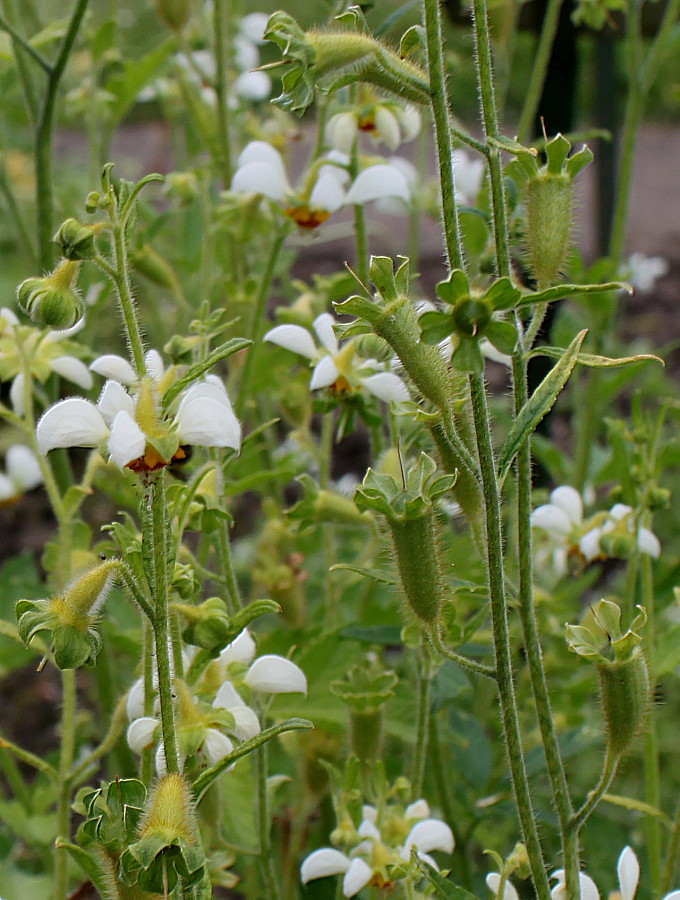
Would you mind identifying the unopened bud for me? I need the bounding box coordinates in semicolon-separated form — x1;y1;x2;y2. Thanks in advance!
599;531;636;559
53;218;100;260
16;259;83;329
155;0;194;31
85;191;101;214
131;245;177;289
526;174;572;287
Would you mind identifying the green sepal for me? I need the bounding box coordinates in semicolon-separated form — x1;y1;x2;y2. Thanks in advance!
400;24;426;58
52;624;102;669
484;276;521;311
77;778;146;854
436;269;469;305
334;295;381;324
486;320;518;355
565;145;594;179
354;452;455;521
545;133;572;175
419;310;454;345
330;661;398;712
452;336;484;375
369;256;398;302
173;596;231;652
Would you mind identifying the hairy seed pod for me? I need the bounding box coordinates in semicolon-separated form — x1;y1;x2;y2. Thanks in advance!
388;510;443;624
526;173;572;287
597;651;650;758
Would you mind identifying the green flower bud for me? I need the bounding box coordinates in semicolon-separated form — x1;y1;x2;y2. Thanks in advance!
84;191;101;214
53;217;100;260
120;773;205;894
164;334;195;364
173;596;231;653
645;486;670;511
599;531;636;559
155;0;194;31
16;259;83;329
331;659;398;762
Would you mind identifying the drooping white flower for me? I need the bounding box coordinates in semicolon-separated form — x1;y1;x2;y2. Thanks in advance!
264;312;409;403
243;655;307;694
326;102;421;154
487;872;520;900
452;149;485;204
550;848;680;900
203;728;234;765
126;716;158;754
624;253;669;293
400;818;455;857
551;869;600;900
301;848;352;884
0;445;43;503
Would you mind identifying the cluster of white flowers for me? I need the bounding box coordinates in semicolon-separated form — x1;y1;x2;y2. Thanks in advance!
126;629;306;773
301;799;454;898
531;486;660;575
231;141;411;229
35;349;240;472
264;312;408;403
0;445;43;504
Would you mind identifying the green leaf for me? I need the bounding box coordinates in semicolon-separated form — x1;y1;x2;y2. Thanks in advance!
339;625;403;644
413;856;477;900
104;39;175;124
517;282;630;308
487;135;538;157
330;564;396;585
163;338;252;406
497;330;586;481
54;840;110;898
602;794;673;828
528;347;663;368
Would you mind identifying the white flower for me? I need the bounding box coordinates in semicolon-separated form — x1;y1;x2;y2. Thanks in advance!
220;628;257;666
400;818;455;857
239;12;269;43
453;150;485;204
344;164;410;206
243;655;307;694
326;103;421;154
126;716;158;754
625;253;669;293
301;848;351;884
234;70;271;101
487;872;520;900
36;369;240;470
0;445;43;503
264;312;408;403
126;678;147;721
203;728;234;765
551;847;680;900
551;870;600;900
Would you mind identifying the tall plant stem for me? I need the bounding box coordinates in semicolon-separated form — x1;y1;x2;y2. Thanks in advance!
511;353;580;899
212;0;234;185
641;551;662;893
411;642;433;797
515;0;565;143
109;222;146;377
236;227;286;416
54;669;76;900
256;723;282;900
148;472;180;775
35;0;90;269
569;752;619;833
469;0;511;278
468;372;550;900
319;412;338;629
660;800;680;897
422;0;464;270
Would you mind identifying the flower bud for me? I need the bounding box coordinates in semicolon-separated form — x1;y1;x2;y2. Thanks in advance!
53;217;99;260
155;0;194;31
599;531;636;559
84;191;101;214
16;259;83;329
598;652;650;758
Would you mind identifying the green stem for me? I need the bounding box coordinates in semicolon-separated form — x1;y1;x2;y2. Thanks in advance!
236;227;286;416
256;722;282;900
212;0;234;185
109;221;146;377
319;412;338;630
35;0;90;269
148;472;180;775
428;625;496;680
469;0;511;278
641;551;662;894
0;735;57;780
0;12;49;71
54;669;76;900
353;204;369;287
0;0;39;123
411;643;433;797
660;799;680;898
468;372;550;900
511;352;579;900
515;0;565;143
569;752;619;833
422;0;464;270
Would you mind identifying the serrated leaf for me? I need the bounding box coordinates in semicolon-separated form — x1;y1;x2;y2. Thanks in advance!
497;330;586;481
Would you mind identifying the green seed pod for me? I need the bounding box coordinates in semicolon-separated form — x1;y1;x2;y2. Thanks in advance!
388;511;443;624
597;651;650;758
349;708;384;762
526;173;572;287
16;259;83;329
53;217;99;260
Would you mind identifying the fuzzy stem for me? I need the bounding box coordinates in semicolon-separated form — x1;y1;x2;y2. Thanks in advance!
212;0;234;185
511;351;580;900
468;372;550;900
256;719;282;900
641;551;662;893
109;219;147;378
422;0;464;270
428;625;496;679
54;669;76;900
569;752;619;833
412;642;433;797
515;0;565;143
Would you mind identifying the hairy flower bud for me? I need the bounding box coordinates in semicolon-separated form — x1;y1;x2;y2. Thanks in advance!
16;259;83;329
598;652;650;758
53;217;100;260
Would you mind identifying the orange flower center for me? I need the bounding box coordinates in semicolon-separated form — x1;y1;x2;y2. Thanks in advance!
284;205;331;230
127;445;187;473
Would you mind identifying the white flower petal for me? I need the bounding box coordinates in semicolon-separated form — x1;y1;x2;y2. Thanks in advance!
362;804;377;823
50;356;93;390
357;819;381;841
405;799;430;820
0;306;19;326
609;504;633;521
487;873;520;900
531;503;572;538
244;655;307;694
97;380;135;426
549;486;583;524
6;445;43;492
213;681;247;709
301;848;351;884
343;858;373;898
326;112;358;155
220;629;257;666
90;354;137;386
579;527;603;561
37;398;109;455
9;374;24;416
126;716;157;753
452;150;485;204
238;140;284;169
310;355;339;391
402;818;454;855
637;527;660;558
107;410;147;469
232;161;290;201
203;728;234;765
551;870;600;900
228;705;261;741
618;846;640;900
313;313;339;356
374;106;401;150
309;170;346;213
397;105;421;142
144;350;165;381
234;70;271;101
175;382;241;450
345;164;410;205
0;475;17;501
361;372;409;402
234;34;258;71
662;893;680;900
240;12;269;43
263;324;317;359
126;678;146;721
